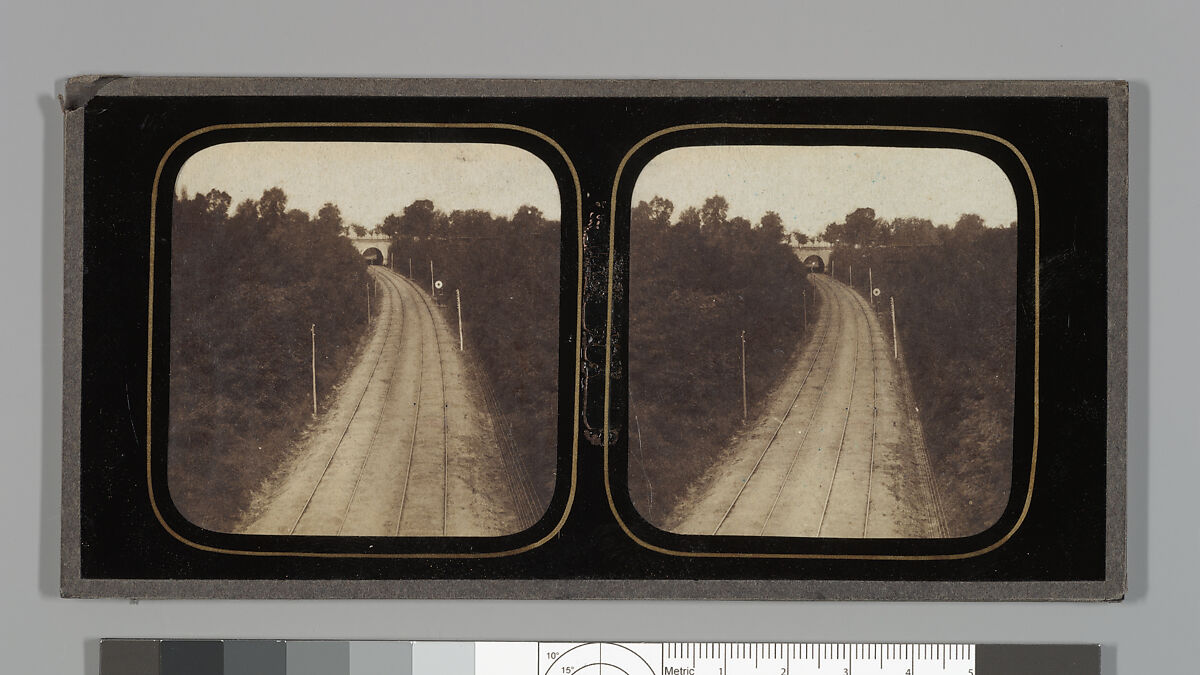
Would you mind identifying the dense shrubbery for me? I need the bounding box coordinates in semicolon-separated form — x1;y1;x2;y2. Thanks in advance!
169;188;369;530
628;196;812;525
826;212;1018;536
386;204;560;508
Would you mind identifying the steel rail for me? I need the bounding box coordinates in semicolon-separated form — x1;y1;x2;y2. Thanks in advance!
711;276;840;536
288;267;399;535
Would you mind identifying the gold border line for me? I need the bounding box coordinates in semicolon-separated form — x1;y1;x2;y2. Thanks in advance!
148;123;582;558
605;124;1039;560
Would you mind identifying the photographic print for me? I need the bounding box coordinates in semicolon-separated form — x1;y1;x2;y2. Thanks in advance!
169;142;560;537
62;78;1125;600
627;146;1017;540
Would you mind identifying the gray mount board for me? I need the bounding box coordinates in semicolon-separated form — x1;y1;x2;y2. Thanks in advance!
61;77;1126;600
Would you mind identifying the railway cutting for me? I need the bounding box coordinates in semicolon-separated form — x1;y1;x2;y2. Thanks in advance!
238;266;536;537
672;274;945;538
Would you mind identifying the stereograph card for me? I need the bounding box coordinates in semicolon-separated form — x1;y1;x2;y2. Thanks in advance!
60;77;1127;600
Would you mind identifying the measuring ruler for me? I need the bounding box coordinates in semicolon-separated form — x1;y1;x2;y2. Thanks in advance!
509;643;973;675
99;640;1098;675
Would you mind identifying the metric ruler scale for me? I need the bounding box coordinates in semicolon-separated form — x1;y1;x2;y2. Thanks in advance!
98;640;1099;675
522;643;973;675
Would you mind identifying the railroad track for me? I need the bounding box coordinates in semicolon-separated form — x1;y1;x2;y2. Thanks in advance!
709;274;898;538
288;267;405;535
284;267;453;537
840;278;945;538
858;294;880;537
675;273;946;539
388;268;450;536
245;264;538;538
712;278;843;535
815;282;878;537
335;271;410;535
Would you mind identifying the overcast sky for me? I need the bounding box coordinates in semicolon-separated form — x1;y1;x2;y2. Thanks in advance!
175;141;561;226
632;145;1018;237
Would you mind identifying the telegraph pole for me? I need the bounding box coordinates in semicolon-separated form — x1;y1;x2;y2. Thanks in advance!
456;289;464;351
366;282;371;322
802;289;808;332
849;263;853;289
890;296;899;359
740;330;748;422
408;258;413;278
430;260;436;299
310;324;317;417
869;267;875;309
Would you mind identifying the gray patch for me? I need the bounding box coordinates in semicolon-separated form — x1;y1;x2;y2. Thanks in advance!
224;640;285;675
160;641;223;675
100;639;160;675
977;644;1100;675
351;641;412;675
412;642;473;675
287;641;349;675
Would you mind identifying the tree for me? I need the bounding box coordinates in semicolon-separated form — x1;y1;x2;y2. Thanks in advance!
820;208;887;247
890;217;940;246
757;211;786;244
946;213;987;246
350;223;367;237
676;206;702;233
449;209;495;237
257;187;288;227
728;216;753;234
957;213;986;229
631;200;654;230
647;196;674;228
956;212;986;233
231;198;258;229
315;203;343;235
286;209;310;227
758;210;783;231
380;213;404;238
204;189;232;222
700;195;730;231
822;221;845;245
843;207;880;247
512;204;546;230
399;199;437;239
432;210;451;238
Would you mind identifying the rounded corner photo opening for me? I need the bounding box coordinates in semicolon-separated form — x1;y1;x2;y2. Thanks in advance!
167;140;560;538
627;144;1018;540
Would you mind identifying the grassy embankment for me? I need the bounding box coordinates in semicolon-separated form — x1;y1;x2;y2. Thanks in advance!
393;209;560;514
828;226;1018;536
169;189;369;531
628;202;813;527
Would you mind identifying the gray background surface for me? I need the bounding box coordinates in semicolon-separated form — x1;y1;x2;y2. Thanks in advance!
0;0;1191;673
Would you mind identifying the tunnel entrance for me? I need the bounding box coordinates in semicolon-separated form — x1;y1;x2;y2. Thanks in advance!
362;247;384;265
803;254;826;273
